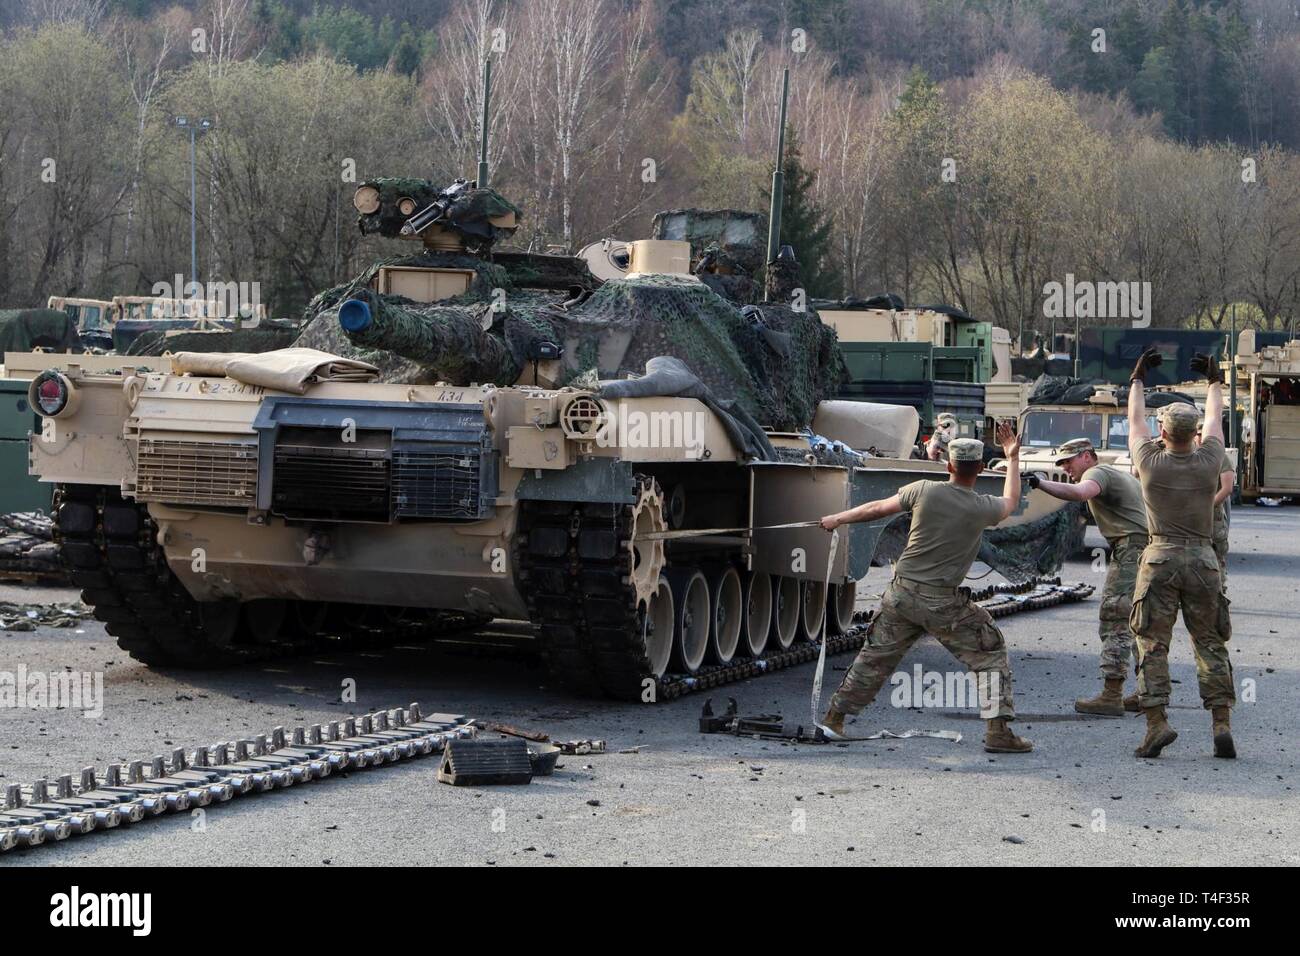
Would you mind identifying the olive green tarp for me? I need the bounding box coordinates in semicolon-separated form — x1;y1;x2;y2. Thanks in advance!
0;309;81;353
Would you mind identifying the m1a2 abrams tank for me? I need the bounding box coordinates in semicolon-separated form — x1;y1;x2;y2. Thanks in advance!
29;171;965;700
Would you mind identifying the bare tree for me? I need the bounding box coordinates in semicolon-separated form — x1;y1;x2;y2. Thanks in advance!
117;17;175;267
423;0;522;183
509;0;614;250
27;0;106;28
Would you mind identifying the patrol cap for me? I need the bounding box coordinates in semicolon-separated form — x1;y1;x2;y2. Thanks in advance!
1054;438;1096;465
1160;402;1200;440
948;438;984;463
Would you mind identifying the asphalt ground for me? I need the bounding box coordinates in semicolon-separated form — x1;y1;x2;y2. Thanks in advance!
0;508;1295;866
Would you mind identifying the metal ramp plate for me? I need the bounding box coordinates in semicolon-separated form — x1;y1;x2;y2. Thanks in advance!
437;737;532;786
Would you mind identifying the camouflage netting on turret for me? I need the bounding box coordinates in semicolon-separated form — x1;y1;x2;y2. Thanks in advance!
294;251;531;384
315;268;846;432
355;178;522;249
541;275;845;430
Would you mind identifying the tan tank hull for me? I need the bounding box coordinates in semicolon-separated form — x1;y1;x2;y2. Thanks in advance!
17;351;1060;697
151;505;529;618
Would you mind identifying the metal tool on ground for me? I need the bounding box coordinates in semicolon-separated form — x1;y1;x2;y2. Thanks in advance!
697;698;963;744
0;704;473;855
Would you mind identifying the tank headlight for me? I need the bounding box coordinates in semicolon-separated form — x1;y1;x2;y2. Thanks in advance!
28;370;79;418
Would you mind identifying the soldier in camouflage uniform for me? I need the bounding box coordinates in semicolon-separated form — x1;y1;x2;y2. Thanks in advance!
1029;438;1149;716
818;424;1032;753
1126;349;1236;759
1196;422;1235;586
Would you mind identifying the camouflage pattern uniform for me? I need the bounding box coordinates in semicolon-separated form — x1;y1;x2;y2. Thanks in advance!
1067;452;1150;681
1129;425;1235;711
831;577;1015;718
831;441;1015;719
1095;535;1146;679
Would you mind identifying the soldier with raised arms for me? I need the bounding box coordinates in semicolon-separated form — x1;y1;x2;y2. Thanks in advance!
1028;439;1149;716
818;423;1032;754
1125;348;1236;759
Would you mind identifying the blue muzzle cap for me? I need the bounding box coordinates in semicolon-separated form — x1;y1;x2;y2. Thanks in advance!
339;298;372;333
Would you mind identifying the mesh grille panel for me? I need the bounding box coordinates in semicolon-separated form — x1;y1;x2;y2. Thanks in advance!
272;444;390;522
392;449;482;519
136;440;257;507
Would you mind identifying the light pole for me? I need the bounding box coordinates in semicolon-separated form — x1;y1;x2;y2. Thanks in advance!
173;116;213;298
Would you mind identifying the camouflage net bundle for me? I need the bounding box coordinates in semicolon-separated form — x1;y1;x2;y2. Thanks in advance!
126;324;300;357
868;500;1088;584
555;274;764;413
979;500;1089;582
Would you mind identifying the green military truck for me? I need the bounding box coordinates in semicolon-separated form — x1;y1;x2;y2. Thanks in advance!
835;340;986;446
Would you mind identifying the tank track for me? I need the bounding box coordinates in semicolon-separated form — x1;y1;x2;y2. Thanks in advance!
0;704;472;854
513;486;651;699
514;482;1096;702
654;577;1095;700
54;484;262;667
53;485;488;668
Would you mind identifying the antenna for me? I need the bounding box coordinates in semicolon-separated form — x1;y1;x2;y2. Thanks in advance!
765;68;790;271
477;57;492;188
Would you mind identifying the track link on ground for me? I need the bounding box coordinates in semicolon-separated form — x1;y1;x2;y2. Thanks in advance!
0;705;473;855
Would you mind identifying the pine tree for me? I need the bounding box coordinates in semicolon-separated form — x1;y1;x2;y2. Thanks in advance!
762;128;841;298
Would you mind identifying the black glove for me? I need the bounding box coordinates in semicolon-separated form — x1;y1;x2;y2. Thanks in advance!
1130;346;1163;383
1190;352;1224;384
1027;472;1046;490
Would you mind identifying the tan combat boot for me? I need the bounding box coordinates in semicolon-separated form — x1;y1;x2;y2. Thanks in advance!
1123;692;1140;713
1211;706;1236;759
821;707;846;737
1075;678;1126;717
1133;705;1178;758
984;718;1032;753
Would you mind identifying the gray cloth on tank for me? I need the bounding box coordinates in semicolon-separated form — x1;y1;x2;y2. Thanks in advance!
597;355;777;461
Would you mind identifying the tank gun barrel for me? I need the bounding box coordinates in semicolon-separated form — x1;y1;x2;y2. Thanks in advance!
337;293;520;386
